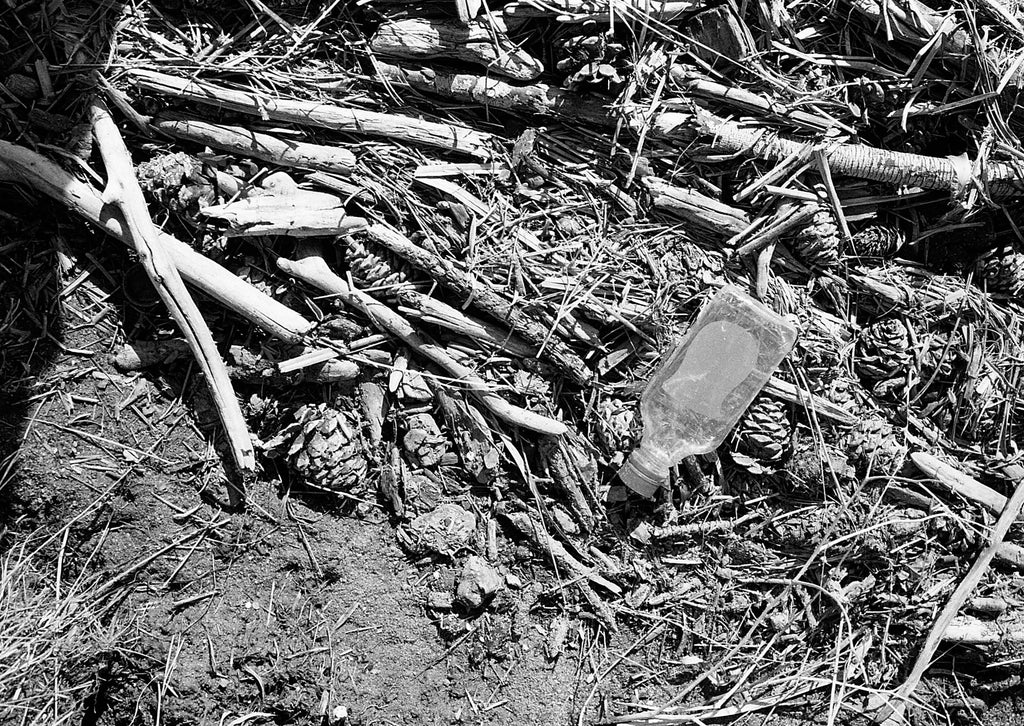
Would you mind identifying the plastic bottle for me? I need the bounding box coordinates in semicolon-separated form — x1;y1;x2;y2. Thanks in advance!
618;284;798;497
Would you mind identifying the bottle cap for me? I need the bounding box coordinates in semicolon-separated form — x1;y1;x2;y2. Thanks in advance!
618;449;668;498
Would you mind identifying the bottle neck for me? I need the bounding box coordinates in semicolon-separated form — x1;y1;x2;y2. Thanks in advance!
618;444;671;498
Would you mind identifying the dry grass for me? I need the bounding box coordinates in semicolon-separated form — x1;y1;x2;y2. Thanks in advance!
0;490;133;726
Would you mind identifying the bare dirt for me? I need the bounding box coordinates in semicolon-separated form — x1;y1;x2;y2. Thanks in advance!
0;210;614;726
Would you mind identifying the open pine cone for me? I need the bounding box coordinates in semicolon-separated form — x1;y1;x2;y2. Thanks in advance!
856;317;912;381
845;416;905;474
792;207;841;269
731;396;792;472
848;222;904;259
973;245;1024;295
263;403;369;493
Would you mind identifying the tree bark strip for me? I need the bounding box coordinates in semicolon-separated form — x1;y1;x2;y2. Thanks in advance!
365;224;594;387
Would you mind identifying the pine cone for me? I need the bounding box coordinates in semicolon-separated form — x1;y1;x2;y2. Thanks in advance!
845;416;904;474
264;403;369;493
792;208;841;269
848;223;904;259
731;396;792;470
973;245;1024;295
856;318;912;380
137;152;215;220
345;237;413;293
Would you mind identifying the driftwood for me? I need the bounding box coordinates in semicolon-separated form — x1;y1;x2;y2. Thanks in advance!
201;205;368;238
276;252;568;436
199;180;369;237
364;224;594;386
375;62;613;126
0;140;315;344
650;104;1024;196
370;17;543;81
396;288;538;358
152;114;357;174
943;615;1024;645
90;98;254;475
130;69;493;158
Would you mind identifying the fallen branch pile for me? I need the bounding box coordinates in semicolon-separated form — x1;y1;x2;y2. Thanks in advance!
4;0;1024;720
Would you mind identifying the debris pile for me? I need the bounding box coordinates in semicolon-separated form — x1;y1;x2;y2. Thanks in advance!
3;0;1024;719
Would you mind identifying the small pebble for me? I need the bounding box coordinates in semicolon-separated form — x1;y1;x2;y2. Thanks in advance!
455;555;504;610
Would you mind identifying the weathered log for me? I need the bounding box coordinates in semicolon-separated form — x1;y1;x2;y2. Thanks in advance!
370;17;543;81
644;177;750;239
375;62;613;126
201;204;368;238
152;114;357;174
130;69;493;158
649;104;1024;196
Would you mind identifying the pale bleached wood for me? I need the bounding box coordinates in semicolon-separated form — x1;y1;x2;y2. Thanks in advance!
911;451;1016;517
152;114;357;174
130;69;493;158
90;99;254;475
0;139;313;343
277;252;568;436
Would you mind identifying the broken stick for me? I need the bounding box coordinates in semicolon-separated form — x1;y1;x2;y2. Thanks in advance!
90;98;254;474
152;114;358;174
875;464;1024;725
276;252;567;436
0;139;311;344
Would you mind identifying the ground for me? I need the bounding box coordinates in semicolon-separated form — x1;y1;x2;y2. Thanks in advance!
0;213;608;726
5;202;1024;726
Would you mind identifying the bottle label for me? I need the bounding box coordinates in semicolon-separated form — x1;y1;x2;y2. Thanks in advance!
661;320;760;418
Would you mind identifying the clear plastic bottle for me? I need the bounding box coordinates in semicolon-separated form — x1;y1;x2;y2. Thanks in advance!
618;284;798;497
